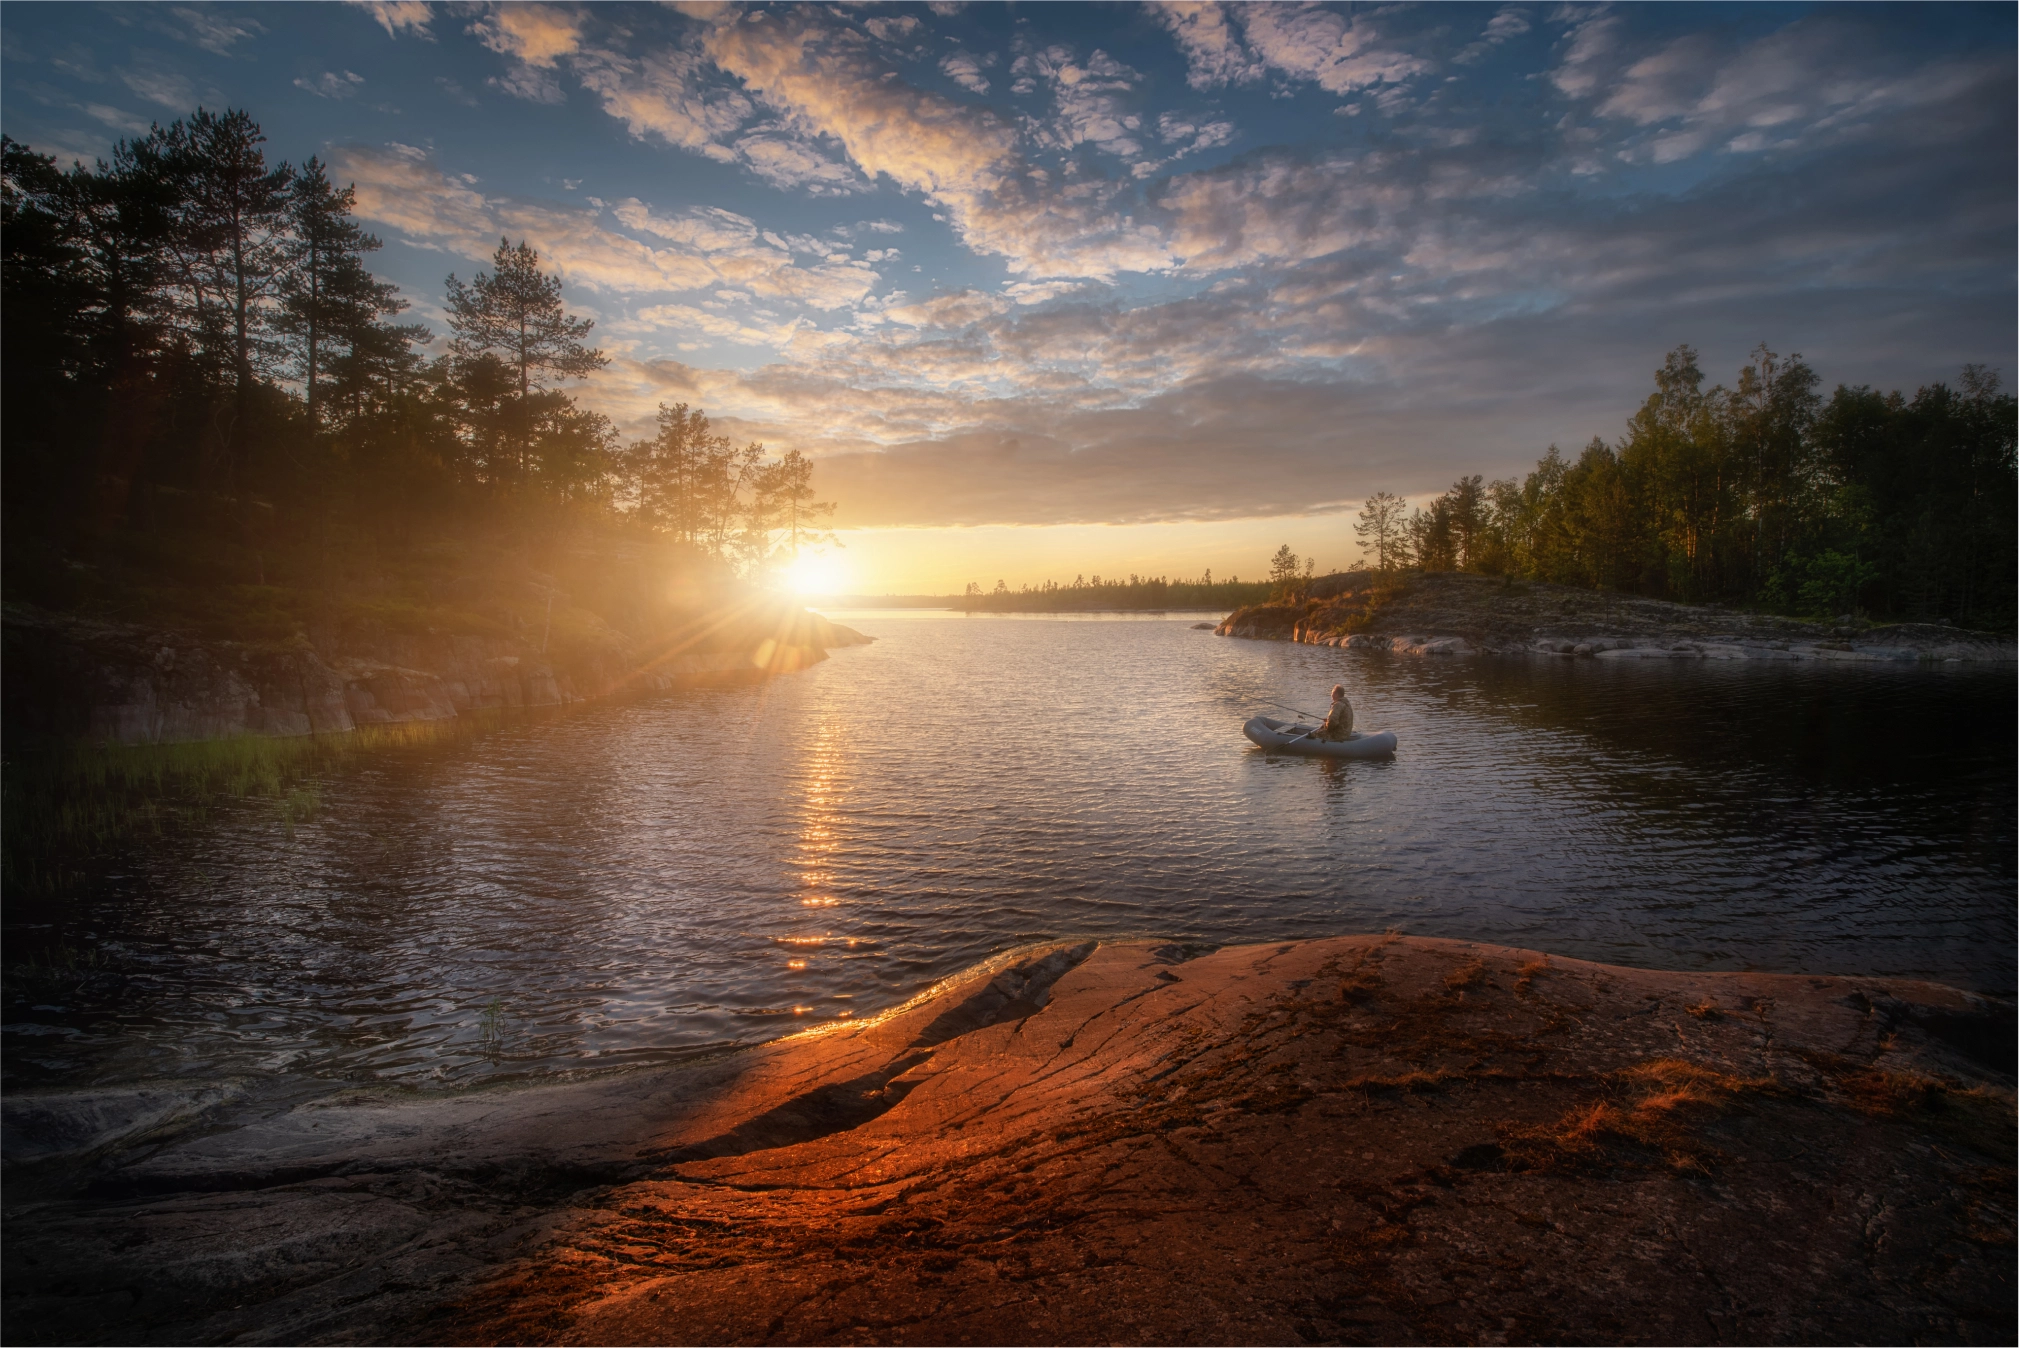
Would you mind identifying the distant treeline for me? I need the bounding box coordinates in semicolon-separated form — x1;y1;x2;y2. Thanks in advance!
956;572;1274;612
2;107;828;638
1354;346;2015;627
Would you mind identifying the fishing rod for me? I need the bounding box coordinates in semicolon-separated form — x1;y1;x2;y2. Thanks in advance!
1259;698;1324;721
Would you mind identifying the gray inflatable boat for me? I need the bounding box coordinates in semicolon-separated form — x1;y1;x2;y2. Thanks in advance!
1243;715;1398;759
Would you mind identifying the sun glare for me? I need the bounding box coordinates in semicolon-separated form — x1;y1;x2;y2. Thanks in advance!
784;551;847;596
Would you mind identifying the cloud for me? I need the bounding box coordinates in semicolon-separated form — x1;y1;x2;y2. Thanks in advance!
295;70;366;100
1155;112;1235;156
120;65;195;110
863;15;918;43
1547;8;1623;99
700;9;1173;278
881;289;1011;329
83;103;152;134
690;14;1176;278
331;141;891;339
1595;32;1720;126
614;198;880;309
1238;4;1430;97
352;1;433;40
627;301;805;350
1026;46;1145;159
939;51;990;94
707;13;1020;200
1150;3;1264;90
1456;5;1531;64
733;131;866;194
1569;12;2011;166
1485;6;1532;43
336;143;723;297
572;43;750;159
489;64;566;104
166;5;263;54
471;3;583;67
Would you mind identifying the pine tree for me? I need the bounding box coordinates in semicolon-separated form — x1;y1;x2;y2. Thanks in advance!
278;157;406;433
140;108;294;485
1354;490;1406;571
756;448;837;559
444;238;606;472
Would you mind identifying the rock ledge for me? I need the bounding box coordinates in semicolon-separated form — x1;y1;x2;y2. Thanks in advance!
4;936;2012;1345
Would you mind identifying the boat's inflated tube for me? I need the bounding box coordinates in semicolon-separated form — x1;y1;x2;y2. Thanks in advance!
1242;715;1398;759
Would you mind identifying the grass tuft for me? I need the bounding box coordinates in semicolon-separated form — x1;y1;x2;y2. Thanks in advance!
1443;958;1489;993
2;714;505;901
1505;1058;1785;1173
1840;1068;2016;1157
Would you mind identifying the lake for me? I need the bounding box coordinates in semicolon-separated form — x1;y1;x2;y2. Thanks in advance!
5;611;2012;1094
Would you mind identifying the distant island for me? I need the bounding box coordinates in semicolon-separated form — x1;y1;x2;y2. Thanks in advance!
816;572;1276;613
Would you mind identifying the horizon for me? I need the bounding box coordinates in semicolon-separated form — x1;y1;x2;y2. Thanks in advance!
3;0;2012;592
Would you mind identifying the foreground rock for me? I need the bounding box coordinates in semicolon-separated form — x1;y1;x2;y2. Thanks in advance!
4;937;2012;1345
1219;570;2016;663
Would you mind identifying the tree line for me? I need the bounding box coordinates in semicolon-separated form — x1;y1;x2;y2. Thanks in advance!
958;570;1274;612
1;105;831;595
1351;345;2015;627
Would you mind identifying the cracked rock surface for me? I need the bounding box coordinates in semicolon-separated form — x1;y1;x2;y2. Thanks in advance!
5;937;2013;1345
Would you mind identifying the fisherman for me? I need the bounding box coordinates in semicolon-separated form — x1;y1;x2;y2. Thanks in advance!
1317;684;1354;740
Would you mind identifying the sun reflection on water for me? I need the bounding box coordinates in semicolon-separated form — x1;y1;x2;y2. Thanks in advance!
788;709;852;1014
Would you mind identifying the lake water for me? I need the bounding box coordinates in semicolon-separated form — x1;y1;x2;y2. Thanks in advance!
6;611;2013;1093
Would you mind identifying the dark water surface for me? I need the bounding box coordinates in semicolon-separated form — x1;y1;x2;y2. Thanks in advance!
7;612;2013;1091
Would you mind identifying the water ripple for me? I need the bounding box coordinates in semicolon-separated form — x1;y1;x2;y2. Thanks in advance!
4;611;2011;1090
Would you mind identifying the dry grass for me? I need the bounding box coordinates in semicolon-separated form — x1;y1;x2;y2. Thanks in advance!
1506;1058;1785;1173
1840;1067;2016;1157
1443;959;1489;993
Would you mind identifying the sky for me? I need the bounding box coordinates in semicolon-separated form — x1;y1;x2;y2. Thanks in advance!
3;2;2013;594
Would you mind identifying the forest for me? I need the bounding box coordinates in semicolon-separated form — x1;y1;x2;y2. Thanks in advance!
1;108;826;649
1355;346;2016;627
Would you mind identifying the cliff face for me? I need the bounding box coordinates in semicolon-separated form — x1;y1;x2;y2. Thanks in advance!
1219;570;2018;663
1;599;870;747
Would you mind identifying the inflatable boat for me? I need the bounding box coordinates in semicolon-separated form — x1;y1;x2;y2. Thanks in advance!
1242;715;1398;759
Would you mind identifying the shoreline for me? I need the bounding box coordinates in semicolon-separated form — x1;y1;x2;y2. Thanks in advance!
1;599;872;751
1219;571;2018;664
6;935;2011;1345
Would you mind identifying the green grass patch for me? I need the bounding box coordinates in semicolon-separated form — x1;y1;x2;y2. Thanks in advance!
1;715;504;903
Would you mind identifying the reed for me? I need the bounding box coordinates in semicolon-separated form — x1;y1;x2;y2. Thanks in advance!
1;713;509;901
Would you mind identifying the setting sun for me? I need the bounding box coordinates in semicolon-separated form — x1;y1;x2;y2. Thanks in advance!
783;551;847;596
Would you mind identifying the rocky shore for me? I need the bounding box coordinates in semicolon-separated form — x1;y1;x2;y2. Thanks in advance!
1218;571;2017;663
5;936;2011;1345
1;598;870;748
